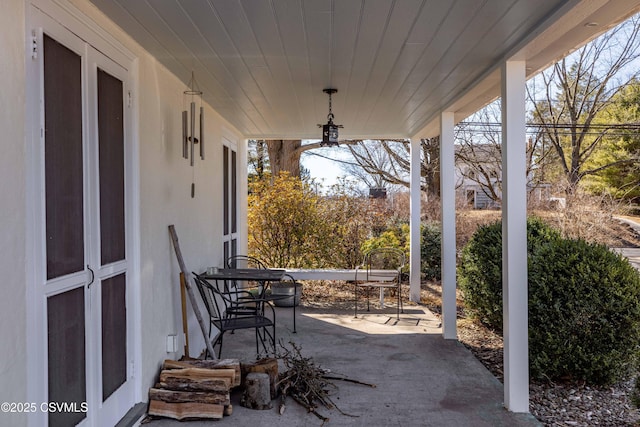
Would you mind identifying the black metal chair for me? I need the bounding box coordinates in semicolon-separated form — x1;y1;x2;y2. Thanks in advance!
224;255;270;315
354;247;406;320
269;273;300;333
225;254;268;294
226;255;268;270
226;255;299;333
193;273;276;359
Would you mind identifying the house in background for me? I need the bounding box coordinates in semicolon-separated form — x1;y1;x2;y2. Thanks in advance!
2;0;640;425
456;143;504;209
455;144;552;209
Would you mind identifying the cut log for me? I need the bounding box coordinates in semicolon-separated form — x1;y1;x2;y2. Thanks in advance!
158;368;233;392
163;359;241;387
150;359;241;420
148;400;224;420
240;373;272;410
241;358;278;399
149;387;230;406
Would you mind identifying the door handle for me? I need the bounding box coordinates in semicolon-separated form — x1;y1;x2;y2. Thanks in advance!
87;265;95;289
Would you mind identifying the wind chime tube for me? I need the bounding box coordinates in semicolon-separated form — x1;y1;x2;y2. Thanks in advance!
190;101;195;167
199;106;204;160
182;110;188;159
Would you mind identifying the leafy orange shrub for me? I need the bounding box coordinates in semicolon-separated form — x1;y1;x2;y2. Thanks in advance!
248;174;380;268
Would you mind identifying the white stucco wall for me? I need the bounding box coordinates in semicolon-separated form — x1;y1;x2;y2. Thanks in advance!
71;0;247;396
134;52;245;387
0;1;246;424
0;0;27;426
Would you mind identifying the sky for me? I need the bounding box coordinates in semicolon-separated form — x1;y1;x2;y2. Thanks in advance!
302;152;338;184
300;144;354;188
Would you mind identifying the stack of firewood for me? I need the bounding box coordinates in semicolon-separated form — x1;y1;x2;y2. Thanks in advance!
148;359;241;420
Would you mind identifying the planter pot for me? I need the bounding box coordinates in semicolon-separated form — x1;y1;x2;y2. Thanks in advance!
270;282;302;307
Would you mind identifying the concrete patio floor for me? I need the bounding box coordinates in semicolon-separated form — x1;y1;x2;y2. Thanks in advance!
143;304;540;426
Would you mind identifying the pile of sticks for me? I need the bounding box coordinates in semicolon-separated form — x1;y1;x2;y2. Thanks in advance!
276;342;376;423
148;359;240;420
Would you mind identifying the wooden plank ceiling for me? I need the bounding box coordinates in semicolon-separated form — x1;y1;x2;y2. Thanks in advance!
89;0;640;140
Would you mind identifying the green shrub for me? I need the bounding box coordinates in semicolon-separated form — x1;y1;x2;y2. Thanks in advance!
458;217;640;385
458;217;560;329
361;222;442;279
420;221;441;280
361;225;406;255
458;221;504;328
528;238;640;384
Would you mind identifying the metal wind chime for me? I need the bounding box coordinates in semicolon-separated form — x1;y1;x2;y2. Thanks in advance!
182;72;204;197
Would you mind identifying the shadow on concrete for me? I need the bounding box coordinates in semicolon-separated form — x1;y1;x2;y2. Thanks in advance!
145;305;540;427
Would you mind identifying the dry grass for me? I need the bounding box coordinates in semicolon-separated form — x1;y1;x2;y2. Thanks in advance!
454;207;640;249
301;280;355;310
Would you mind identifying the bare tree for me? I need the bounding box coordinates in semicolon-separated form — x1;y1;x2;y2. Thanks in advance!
529;14;640;193
340;143;392;189
345;138;440;198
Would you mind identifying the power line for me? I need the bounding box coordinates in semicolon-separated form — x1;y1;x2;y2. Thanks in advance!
457;121;640;137
459;121;640;129
303;149;361;167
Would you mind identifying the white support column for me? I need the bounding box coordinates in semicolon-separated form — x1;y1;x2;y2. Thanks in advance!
501;60;529;413
440;112;457;340
409;138;421;302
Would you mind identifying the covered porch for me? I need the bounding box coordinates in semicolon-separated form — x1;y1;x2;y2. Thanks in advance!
5;1;640;426
84;0;640;415
54;0;640;417
145;304;540;426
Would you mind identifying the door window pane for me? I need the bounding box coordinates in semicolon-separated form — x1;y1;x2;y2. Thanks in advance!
231;150;237;233
223;146;229;235
44;34;84;279
102;273;127;400
48;288;86;427
98;69;126;265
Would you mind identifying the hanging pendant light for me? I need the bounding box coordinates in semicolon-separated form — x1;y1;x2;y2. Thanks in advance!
318;88;343;146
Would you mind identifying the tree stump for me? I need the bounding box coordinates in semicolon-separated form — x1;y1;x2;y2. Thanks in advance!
241;358;278;399
240;373;272;410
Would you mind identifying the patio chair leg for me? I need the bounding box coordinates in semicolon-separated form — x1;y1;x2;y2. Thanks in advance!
255;326;275;357
256;327;267;359
354;283;358;318
293;292;297;333
255;328;261;358
212;333;224;359
265;325;275;355
205;325;214;359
